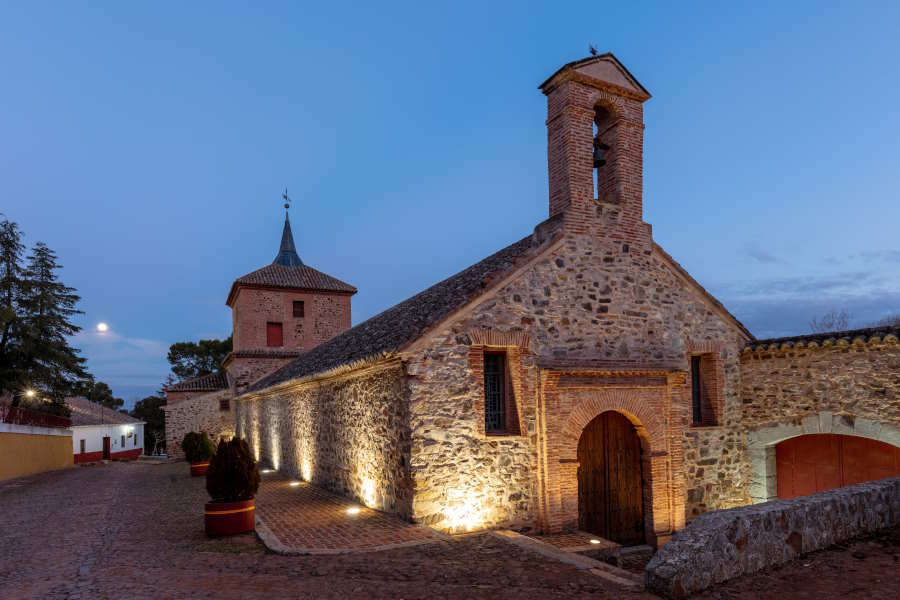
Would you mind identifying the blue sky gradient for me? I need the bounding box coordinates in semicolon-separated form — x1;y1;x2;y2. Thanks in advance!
2;1;898;405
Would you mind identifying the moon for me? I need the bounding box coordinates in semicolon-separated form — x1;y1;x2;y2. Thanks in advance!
96;322;109;333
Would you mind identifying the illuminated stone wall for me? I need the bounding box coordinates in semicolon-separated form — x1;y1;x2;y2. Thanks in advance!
235;363;412;516
405;235;749;536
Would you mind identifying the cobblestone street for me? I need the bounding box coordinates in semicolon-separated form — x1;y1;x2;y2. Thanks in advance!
0;461;652;599
2;461;898;599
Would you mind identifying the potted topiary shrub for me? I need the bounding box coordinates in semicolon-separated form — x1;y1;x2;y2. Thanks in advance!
182;431;214;476
204;437;260;536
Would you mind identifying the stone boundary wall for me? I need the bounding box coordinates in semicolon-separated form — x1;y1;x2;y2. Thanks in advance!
645;476;900;599
234;362;413;517
163;389;235;459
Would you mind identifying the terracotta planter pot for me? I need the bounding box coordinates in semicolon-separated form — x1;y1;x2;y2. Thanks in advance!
204;499;255;536
190;461;209;477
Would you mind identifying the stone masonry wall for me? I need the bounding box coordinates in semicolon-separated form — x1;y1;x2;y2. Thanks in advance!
646;476;900;599
739;334;900;502
406;234;749;533
740;337;900;429
226;354;297;394
235;364;413;516
163;389;235;459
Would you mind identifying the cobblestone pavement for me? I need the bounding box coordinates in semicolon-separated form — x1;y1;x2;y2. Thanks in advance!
255;470;443;552
2;462;898;599
0;461;654;599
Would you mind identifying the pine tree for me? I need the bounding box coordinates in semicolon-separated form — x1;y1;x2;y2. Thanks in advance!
0;217;27;393
19;242;88;400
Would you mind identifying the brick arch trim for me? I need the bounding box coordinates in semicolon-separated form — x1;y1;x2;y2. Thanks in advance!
559;388;667;461
747;412;900;503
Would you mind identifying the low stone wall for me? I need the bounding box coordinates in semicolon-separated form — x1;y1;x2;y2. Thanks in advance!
0;423;73;481
234;360;413;516
645;476;900;599
163;389;235;459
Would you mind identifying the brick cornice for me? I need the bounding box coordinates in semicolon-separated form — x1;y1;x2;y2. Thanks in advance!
542;70;651;102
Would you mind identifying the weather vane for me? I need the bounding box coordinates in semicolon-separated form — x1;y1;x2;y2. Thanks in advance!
282;187;291;211
589;44;598;56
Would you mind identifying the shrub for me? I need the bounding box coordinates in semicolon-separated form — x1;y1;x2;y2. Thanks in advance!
181;431;214;463
206;437;260;502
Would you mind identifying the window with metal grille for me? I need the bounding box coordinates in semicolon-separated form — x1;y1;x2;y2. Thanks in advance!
483;352;506;433
79;439;85;454
293;300;305;318
266;322;283;347
121;434;126;448
219;398;230;411
691;355;702;424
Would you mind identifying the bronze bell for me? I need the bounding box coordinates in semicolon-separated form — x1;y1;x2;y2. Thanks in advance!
593;139;610;168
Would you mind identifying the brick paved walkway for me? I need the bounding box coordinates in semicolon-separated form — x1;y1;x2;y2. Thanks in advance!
531;530;620;552
255;470;444;553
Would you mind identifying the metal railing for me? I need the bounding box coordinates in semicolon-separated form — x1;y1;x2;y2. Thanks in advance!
0;404;71;429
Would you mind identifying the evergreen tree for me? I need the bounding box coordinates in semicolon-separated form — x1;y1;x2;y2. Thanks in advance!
19;242;88;400
0;217;26;393
167;335;232;380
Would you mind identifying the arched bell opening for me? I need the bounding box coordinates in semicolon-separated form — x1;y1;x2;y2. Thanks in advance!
592;103;617;203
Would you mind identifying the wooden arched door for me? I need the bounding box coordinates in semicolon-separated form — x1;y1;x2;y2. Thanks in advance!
577;411;644;544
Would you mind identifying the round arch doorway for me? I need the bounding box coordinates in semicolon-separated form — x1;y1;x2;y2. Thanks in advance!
577;410;645;545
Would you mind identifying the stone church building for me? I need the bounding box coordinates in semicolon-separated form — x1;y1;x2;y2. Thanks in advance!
169;54;900;546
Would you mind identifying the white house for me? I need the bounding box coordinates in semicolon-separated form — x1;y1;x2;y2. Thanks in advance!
65;397;144;463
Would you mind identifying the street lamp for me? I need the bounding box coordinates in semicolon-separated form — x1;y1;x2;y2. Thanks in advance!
24;389;35;399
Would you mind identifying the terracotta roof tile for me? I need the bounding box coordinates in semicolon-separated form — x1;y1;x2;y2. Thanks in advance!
247;216;564;393
164;371;230;393
65;396;142;426
227;263;356;305
745;325;900;352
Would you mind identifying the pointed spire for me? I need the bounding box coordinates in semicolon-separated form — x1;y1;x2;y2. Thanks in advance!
273;188;303;267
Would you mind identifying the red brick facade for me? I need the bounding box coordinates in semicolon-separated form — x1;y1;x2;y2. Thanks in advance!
536;367;688;545
230;287;351;355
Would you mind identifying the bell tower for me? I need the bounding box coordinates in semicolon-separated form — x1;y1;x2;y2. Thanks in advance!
540;53;652;243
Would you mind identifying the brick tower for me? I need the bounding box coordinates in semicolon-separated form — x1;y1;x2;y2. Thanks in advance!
223;200;356;393
539;52;653;248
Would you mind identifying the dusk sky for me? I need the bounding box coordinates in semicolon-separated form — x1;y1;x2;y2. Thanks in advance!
2;1;898;406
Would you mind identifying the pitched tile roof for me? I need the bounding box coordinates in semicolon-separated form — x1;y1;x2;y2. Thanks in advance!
164;371;230;393
744;324;900;352
227;263;356;305
226;211;356;305
248;215;565;393
65;396;142;426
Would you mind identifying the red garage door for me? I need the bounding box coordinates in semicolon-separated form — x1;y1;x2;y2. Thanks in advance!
776;434;900;499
